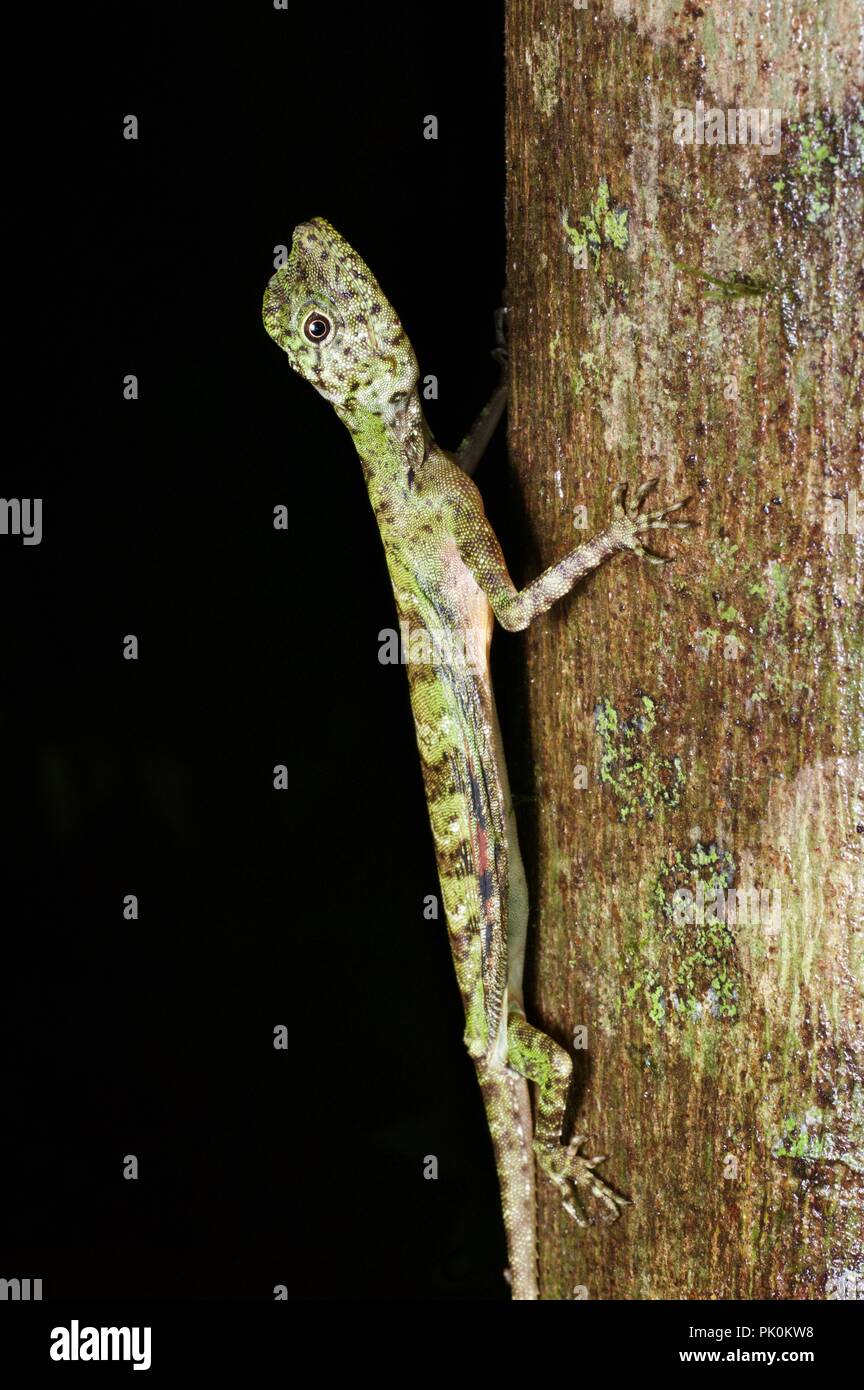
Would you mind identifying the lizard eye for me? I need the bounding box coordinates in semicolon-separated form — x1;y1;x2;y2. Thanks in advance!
303;312;332;343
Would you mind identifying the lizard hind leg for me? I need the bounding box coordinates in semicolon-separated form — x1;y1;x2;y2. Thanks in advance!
506;1013;630;1226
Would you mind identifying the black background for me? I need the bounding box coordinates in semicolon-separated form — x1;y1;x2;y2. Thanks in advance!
3;1;514;1299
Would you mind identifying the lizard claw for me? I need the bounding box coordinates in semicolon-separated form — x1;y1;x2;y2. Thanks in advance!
610;477;695;565
562;1198;588;1228
642;495;691;521
638;547;672;567
535;1134;631;1226
611;482;628;517
633;476;660;507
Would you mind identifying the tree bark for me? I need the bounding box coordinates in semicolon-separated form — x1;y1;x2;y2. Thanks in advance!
505;0;862;1299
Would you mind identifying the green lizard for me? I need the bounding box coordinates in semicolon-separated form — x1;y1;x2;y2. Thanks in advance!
263;219;692;1300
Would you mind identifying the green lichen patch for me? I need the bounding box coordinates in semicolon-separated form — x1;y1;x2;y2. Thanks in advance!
771;1111;827;1162
571;349;601;399
769;1091;864;1172
562;179;629;270
772;115;840;225
749;559;791;635
625;843;739;1029
710;538;741;571
594;694;684;821
764;110;863;348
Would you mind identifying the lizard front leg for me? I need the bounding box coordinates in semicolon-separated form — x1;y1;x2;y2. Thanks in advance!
448;476;693;632
506;1011;629;1225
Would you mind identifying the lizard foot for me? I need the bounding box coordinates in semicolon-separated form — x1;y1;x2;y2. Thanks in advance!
535;1134;631;1227
611;478;694;567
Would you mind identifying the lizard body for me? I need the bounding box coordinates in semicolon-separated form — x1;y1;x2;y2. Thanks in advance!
263;219;691;1299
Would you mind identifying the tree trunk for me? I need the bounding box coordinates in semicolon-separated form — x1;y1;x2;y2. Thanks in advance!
505;0;862;1299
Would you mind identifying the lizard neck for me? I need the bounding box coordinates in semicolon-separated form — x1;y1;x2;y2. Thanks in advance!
337;391;432;499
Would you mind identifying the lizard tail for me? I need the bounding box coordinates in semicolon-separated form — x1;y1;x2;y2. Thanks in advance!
477;1063;538;1300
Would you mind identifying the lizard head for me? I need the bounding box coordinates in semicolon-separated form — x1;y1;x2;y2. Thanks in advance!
262;218;418;423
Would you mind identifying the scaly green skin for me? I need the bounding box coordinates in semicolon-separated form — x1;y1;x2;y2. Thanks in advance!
263;218;692;1300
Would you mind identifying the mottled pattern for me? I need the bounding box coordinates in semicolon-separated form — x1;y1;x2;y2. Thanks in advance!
263;219;690;1298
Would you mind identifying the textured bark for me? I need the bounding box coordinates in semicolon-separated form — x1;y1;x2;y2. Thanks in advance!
505;0;862;1299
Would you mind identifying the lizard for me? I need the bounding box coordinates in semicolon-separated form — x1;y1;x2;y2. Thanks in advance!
262;218;692;1300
